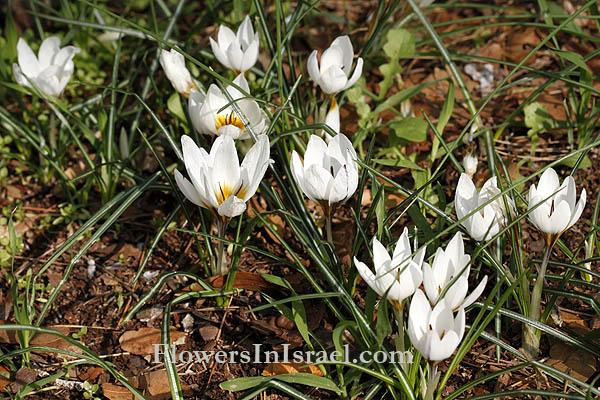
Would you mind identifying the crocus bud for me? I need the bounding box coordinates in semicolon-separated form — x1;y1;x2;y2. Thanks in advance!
159;49;195;98
324;98;340;138
307;35;363;95
527;167;586;242
13;36;80;97
210;16;260;73
354;228;425;309
462;152;478;177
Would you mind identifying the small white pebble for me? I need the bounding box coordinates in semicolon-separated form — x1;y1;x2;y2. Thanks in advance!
87;259;96;279
143;270;159;281
182;313;195;332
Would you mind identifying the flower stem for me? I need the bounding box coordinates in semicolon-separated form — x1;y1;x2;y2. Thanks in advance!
215;218;229;276
523;240;553;358
326;210;334;248
424;362;439;400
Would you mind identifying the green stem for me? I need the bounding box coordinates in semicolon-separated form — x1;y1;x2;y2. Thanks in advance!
523;240;553;358
326;210;333;248
424;362;439;400
215;219;229;276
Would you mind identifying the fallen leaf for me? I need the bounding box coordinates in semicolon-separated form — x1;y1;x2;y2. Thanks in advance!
547;341;596;382
262;361;323;377
7;367;36;393
144;369;192;399
207;271;273;292
119;327;186;356
77;366;104;382
30;326;83;356
101;383;134;400
198;324;219;341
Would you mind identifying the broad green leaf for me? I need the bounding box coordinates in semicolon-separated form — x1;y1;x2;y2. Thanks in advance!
383;28;415;61
390;117;428;143
167;92;186;122
524;102;557;137
221;374;342;394
558;153;591;169
550;47;590;73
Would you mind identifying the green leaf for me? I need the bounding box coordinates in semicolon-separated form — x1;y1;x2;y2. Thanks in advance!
376;296;392;346
523;102;557;137
390;117;428;143
383;28;415;61
372;158;423;169
4;4;18;61
547;1;583;33
167;92;186;122
558;153;591;169
221;374;342;394
549;47;590;72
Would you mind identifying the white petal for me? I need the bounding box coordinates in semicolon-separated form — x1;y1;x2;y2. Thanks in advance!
240;135;270;200
330;35;354;76
342;57;363;91
566;188;586;230
319;66;348;95
188;89;205;133
240;39;259;72
226;42;244;72
218;195;246;218
304;134;328;168
17;38;41;78
210;37;232;69
307;50;320;84
174;169;204;207
536;168;560;199
38;36;61;70
460;275;488;310
236;16;255;49
217;25;236;51
211;136;241;196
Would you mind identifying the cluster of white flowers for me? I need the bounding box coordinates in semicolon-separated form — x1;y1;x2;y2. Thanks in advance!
14;18;587;367
354;229;485;361
456;168;585;244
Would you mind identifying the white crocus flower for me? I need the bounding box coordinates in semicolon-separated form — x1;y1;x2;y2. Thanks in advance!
528;167;586;242
408;289;466;362
290;133;359;208
324;98;340;137
422;232;487;311
462;152;478;177
455;173;515;242
307;35;363;95
210;15;259;73
354;228;425;309
174;134;271;219
13;36;80;97
188;74;268;139
159;49;196;98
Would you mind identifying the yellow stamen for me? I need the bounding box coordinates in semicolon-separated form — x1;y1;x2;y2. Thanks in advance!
214;183;247;205
215;111;246;132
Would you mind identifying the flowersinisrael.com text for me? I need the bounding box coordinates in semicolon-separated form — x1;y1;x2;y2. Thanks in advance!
153;343;413;365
